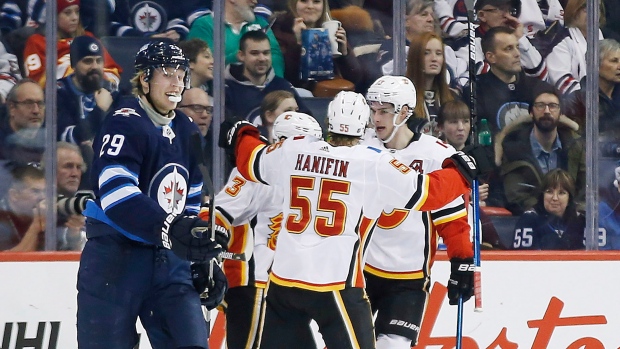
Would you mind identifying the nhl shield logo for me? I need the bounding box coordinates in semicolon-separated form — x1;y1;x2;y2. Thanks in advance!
151;164;189;214
131;1;168;33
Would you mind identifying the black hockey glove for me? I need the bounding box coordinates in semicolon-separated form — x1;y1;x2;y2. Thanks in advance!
192;262;228;311
447;258;475;305
218;118;261;166
218;118;261;150
462;144;495;178
443;151;479;186
160;214;228;262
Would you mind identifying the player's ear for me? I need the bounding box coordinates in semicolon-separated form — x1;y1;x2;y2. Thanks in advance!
140;74;150;94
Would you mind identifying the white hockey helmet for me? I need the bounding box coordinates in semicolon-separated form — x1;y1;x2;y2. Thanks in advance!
365;75;417;118
327;91;370;137
272;112;323;142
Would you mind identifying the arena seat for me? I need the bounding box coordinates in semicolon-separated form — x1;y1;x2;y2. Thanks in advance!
100;36;171;95
301;97;332;130
488;215;519;249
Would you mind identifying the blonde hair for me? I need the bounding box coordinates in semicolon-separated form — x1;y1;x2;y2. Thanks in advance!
130;71;146;97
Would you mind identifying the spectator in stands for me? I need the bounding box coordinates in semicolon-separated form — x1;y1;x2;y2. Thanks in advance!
177;87;214;186
406;32;457;137
495;89;585;215
271;0;362;94
225;30;310;123
379;0;467;88
107;0;211;42
454;0;548;80
512;168;584;250
546;0;605;95
57;36;118;147
22;0;121;88
564;38;620;136
435;0;563;41
0;79;45;163
177;38;214;93
436;99;507;250
55;141;87;251
179;87;213;138
472;26;553;135
0;162;45;251
330;5;384;94
188;0;285;77
437;99;470;151
259;90;299;140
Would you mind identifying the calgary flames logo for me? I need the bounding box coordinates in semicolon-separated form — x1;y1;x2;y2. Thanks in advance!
267;213;283;250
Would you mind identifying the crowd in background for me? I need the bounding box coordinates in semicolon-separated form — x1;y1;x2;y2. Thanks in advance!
0;0;618;251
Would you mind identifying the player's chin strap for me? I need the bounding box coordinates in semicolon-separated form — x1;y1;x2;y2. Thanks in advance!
380;112;411;144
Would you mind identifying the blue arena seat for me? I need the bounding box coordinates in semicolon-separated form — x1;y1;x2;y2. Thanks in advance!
488;215;520;249
100;36;171;95
301;97;331;130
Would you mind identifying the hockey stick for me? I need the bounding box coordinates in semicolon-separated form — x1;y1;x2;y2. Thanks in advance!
456;295;464;349
464;0;483;314
190;132;246;262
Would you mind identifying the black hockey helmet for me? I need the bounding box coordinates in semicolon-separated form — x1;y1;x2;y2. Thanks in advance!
135;41;190;88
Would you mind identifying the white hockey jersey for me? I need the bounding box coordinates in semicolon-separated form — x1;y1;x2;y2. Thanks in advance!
203;168;281;288
362;134;470;279
235;134;471;291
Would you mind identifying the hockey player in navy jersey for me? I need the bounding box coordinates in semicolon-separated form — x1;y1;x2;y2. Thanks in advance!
77;41;230;349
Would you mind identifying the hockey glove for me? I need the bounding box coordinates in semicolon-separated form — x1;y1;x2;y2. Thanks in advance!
192;262;228;310
218;118;261;150
218;118;261;166
447;258;474;305
463;144;495;178
443;151;479;186
161;214;227;262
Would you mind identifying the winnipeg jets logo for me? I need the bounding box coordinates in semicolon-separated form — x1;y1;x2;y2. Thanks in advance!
131;1;166;33
114;108;141;117
155;165;188;214
139;6;158;30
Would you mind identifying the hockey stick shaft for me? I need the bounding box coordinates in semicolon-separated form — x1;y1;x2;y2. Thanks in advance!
465;0;483;313
456;295;464;349
191;132;217;323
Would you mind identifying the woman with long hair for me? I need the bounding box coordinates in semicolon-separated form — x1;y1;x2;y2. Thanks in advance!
512;168;585;250
271;0;362;93
406;31;456;137
23;0;121;88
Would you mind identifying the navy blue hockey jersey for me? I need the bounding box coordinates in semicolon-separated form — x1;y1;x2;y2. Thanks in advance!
84;97;203;245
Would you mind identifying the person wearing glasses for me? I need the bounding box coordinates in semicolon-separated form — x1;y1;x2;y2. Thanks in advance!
495;89;585;215
179;88;214;138
0;79;45;163
178;87;214;182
